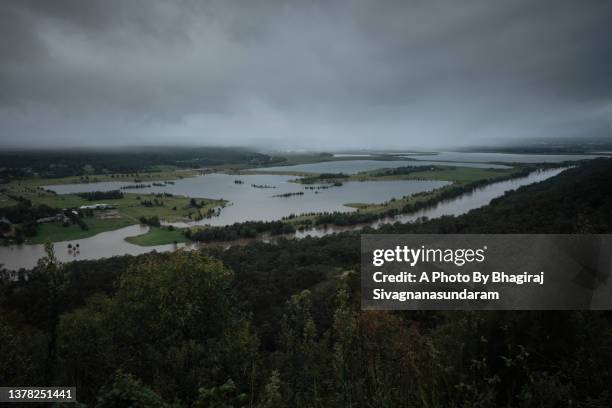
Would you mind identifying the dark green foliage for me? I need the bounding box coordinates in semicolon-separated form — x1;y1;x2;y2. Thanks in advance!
194;379;248;408
190;221;296;242
299;173;350;184
77;190;124;201
189;198;206;208
54;251;258;403
256;370;285;408
95;371;180;408
0;199;65;241
141;198;163;207
370;164;447;176
138;215;161;227
75;217;89;230
206;235;359;347
0;200;58;225
0;309;48;386
272;191;304;198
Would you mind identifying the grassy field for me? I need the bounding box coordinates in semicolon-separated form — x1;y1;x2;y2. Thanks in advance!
0;181;223;220
19;192;221;243
26;217;136;244
111;195;223;222
1;174;224;243
342;184;456;212
125;227;190;246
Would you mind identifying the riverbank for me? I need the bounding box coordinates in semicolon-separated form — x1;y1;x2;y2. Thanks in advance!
125;166;557;247
124;166;525;245
0;182;225;244
282;166;535;225
0;166;568;270
0;160;568;247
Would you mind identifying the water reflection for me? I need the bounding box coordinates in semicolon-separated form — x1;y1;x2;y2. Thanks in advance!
46;173;450;226
294;167;567;237
257;159;511;173
0;225;194;271
0;168;567;271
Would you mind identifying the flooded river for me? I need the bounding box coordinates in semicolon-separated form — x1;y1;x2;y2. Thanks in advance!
0;167;566;271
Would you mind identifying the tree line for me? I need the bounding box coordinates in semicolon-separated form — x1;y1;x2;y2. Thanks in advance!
0;147;283;179
187;220;296;242
311;166;535;227
298;173;349;184
77;190;124;201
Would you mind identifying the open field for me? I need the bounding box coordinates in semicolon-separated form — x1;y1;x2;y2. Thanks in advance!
1;180;223;219
342;183;457;212
26;217;135;244
18;193;220;243
110;195;223;222
1;175;224;243
25;192;221;243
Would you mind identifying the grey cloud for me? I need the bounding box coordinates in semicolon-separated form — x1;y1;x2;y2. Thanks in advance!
0;0;611;149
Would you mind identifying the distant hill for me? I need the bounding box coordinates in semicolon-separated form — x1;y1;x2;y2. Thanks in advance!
0;146;283;178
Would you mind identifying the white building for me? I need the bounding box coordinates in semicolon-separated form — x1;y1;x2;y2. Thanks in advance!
79;203;116;210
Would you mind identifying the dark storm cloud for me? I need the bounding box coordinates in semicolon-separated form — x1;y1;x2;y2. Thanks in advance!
0;0;611;149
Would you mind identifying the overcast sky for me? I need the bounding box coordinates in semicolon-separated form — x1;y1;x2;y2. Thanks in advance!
0;0;611;150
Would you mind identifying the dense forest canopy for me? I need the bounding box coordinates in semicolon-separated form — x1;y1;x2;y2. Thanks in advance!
1;158;612;407
188;221;296;242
